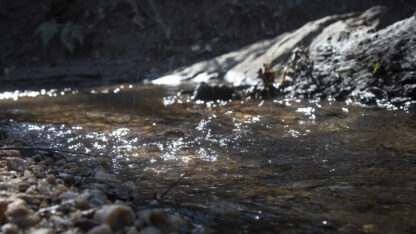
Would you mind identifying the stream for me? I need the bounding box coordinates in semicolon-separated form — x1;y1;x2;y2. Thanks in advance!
1;84;415;233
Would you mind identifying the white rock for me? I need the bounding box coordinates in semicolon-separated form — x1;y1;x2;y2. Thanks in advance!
1;223;18;234
31;228;55;234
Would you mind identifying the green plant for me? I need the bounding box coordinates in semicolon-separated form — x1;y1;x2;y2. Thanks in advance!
34;19;84;54
34;19;60;49
257;64;280;89
373;61;380;74
60;22;84;54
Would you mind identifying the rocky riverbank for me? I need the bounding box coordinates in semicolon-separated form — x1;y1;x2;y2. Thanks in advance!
0;149;205;234
166;6;416;110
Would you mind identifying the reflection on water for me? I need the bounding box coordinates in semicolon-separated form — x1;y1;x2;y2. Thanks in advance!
1;84;416;233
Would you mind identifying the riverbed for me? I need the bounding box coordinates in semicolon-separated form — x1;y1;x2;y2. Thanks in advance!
1;84;415;233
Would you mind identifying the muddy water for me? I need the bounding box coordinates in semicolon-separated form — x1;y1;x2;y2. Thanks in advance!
1;84;415;233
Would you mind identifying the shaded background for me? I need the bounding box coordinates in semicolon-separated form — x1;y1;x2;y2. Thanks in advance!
0;0;415;87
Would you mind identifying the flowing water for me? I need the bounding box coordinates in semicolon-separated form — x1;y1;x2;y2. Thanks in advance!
1;84;415;233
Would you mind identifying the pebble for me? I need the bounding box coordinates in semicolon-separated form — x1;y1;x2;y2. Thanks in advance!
139;226;162;234
88;190;110;207
87;224;113;234
139;209;188;233
5;199;40;228
95;170;121;183
37;180;51;195
0;150;21;158
59;192;79;200
73;218;99;231
6;157;26;172
31;228;55;234
127;226;140;234
1;223;18;234
95;204;135;230
74;192;91;210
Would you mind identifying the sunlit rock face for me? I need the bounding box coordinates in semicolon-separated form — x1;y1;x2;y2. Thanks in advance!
285;6;416;108
162;6;415;109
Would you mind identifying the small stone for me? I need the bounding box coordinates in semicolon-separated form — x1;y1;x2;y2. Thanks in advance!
32;154;44;162
37;180;51;195
59;192;79;200
0;182;12;190
122;181;137;190
192;82;239;101
139;226;162;234
5;199;40;228
95;204;135;230
127;226;140;234
73;218;99;231
95;171;120;183
31;228;55;234
55;184;69;195
191;226;216;234
139;209;188;233
46;174;56;184
25;185;38;194
6;157;26;172
87;224;113;234
0;150;21;158
59;173;76;186
88;190;110;207
75;192;91;210
1;223;19;234
114;184;139;201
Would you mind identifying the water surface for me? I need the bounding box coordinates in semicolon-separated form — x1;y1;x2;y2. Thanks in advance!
1;84;415;233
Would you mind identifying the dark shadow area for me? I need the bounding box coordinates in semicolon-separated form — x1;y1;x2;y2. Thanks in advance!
0;0;415;90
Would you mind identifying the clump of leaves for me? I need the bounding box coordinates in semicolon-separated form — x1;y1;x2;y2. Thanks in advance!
60;22;84;54
34;19;84;54
34;19;60;49
373;61;380;74
257;64;280;89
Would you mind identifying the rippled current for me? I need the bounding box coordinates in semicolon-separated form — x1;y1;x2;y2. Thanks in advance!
1;84;415;233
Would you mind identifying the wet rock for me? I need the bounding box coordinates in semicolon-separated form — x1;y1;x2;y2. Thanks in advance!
191;226;216;234
5;199;40;228
112;183;139;201
57;202;74;214
37;180;51;195
59;173;77;186
0;199;12;224
31;228;55;234
0;182;12;190
1;223;18;234
0;150;21;158
192;82;239;101
6;157;26;172
138;209;188;233
87;223;113;234
59;192;79;200
74;192;91;210
95;204;135;230
50;215;72;229
73;218;99;231
139;226;162;234
88;190;110;207
94;170;121;183
127;226;140;234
